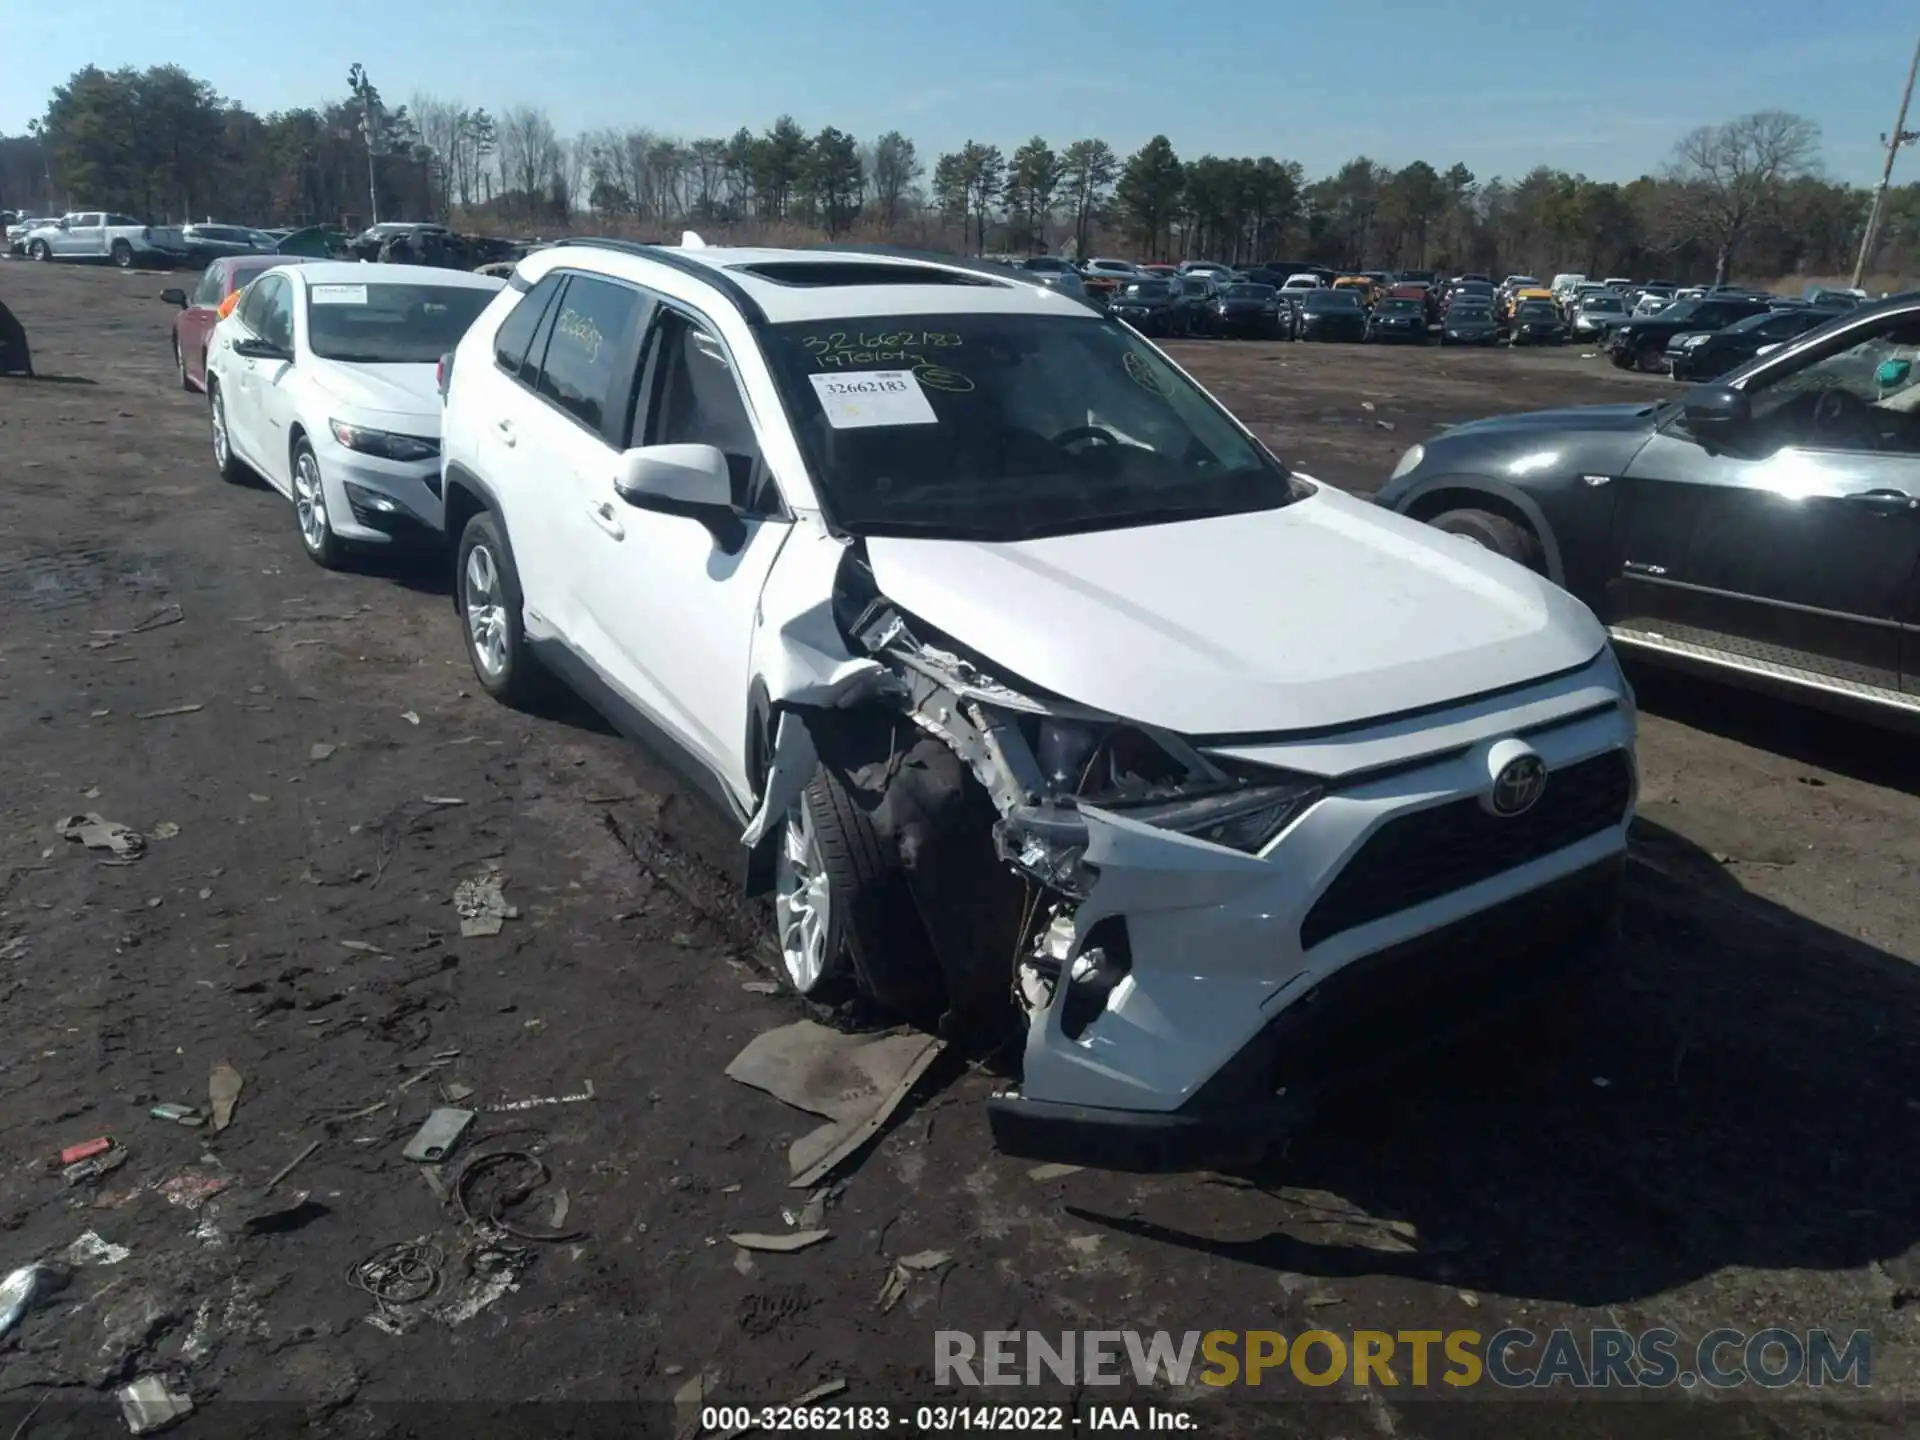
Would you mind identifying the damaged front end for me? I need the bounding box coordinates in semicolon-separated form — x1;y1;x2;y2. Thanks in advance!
739;538;1327;1164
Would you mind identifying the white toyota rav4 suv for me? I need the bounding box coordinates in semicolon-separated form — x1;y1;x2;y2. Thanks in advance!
437;237;1638;1172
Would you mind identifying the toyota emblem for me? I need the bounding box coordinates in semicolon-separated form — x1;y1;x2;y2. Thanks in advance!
1488;754;1548;817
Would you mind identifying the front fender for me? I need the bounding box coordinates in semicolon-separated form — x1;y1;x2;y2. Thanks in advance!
1379;471;1572;587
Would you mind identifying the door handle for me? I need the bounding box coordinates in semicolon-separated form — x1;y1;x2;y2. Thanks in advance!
588;502;625;540
1843;488;1915;513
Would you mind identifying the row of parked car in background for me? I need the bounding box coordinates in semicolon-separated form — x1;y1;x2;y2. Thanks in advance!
2;210;523;270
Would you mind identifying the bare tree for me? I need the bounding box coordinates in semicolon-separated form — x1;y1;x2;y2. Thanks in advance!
1666;110;1820;285
496;103;562;220
409;92;461;214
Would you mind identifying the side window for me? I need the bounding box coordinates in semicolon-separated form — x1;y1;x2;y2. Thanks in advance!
493;273;564;379
192;264;225;307
1746;316;1920;457
532;276;640;434
74;213;102;228
638;309;777;514
257;278;294;351
236;276;274;333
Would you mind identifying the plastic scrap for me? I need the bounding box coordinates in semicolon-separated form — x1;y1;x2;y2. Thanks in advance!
402;1108;475;1164
63;1145;130;1187
58;813;145;860
877;1248;952;1312
158;1171;229;1210
453;1151;587;1242
66;1231;131;1266
208;1062;243;1132
59;1137;113;1167
0;1263;66;1338
453;868;517;937
728;1230;830;1253
118;1376;194;1435
151;1103;204;1127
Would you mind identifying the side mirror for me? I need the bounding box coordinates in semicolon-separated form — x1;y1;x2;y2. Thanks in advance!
1681;383;1750;434
232;336;290;362
160;288;188;308
612;443;743;549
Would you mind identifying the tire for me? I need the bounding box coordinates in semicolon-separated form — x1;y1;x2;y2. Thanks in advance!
780;767;940;1015
110;239;134;269
1428;507;1546;572
290;440;347;569
208;380;248;484
29;240;49;262
173;339;192;392
455;509;548;708
1634;342;1667;374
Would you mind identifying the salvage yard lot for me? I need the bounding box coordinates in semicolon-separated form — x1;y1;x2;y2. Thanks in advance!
2;260;1919;1435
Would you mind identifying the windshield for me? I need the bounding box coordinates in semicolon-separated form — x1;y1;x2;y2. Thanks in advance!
760;314;1304;541
1449;307;1492;321
305;282;499;363
1225;284;1274;300
1652;300;1702;323
1123;281;1172;299
1380;300;1423;314
1517;303;1558;319
1182;279;1212;296
1582;296;1625;312
1305;291;1362;310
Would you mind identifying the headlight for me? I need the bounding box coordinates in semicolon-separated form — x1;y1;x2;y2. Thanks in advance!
1390;443;1425;480
330;419;439;461
1679;334;1711;348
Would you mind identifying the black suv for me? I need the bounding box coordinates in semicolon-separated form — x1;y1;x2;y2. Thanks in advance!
1605;295;1772;373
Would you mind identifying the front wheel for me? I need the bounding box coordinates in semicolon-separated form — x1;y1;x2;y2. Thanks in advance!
1427;507;1546;573
110;239;134;269
208;381;248;484
291;442;347;569
28;240;50;262
456;510;549;708
1634;342;1667;374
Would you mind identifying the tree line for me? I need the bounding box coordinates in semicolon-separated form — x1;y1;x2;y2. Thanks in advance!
4;63;1917;287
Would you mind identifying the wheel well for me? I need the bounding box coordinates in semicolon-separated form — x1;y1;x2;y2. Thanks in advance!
1405;485;1535;536
287;423;308;470
443;478;488;548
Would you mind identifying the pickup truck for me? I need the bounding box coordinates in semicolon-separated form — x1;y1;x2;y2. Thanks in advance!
20;212;190;268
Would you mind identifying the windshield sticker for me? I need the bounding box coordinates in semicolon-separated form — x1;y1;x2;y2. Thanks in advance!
310;284;368;306
552;307;605;364
803;331;961;370
1123;352;1173;396
808;370;939;429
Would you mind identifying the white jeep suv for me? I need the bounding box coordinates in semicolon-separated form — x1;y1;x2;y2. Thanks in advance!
437;238;1638;1172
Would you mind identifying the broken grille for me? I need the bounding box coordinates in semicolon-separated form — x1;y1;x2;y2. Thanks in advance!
1299;748;1633;951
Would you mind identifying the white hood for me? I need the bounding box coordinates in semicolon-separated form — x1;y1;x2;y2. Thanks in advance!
863;485;1606;737
310;361;441;430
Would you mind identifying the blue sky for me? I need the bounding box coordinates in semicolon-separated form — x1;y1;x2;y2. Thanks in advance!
3;0;1913;186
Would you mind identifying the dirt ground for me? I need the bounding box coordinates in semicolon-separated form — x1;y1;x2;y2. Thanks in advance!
1;261;1917;1438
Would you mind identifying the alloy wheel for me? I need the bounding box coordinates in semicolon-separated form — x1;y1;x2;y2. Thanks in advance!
210;390;230;469
773;798;833;992
292;452;330;553
464;544;510;681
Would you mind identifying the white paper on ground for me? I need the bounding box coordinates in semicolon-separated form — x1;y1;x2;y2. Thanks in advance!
807;370;939;429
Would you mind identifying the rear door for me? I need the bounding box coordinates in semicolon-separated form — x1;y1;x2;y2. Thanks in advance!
180;263;227;386
1608;309;1920;696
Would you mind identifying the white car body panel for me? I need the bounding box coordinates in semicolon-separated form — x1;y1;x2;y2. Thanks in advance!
862;485;1606;736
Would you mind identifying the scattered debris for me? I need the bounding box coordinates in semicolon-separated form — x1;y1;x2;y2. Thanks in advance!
339;939;383;955
350;1240;444;1306
0;1263;66;1338
673;1371;722;1440
729;1230;830;1253
1304;1291;1342;1308
422;795;466;808
157;1172;228;1210
877;1248;954;1313
900;1249;952;1271
238;1193;329;1236
725;1020;945;1187
402;710;421;725
1360;401;1376;411
454;869;518;937
117;1376;193;1435
442;1082;476;1103
208;1062;243;1132
150;822;180;840
1458;1290;1481;1308
435;1241;533;1325
741;980;781;995
489;1081;595;1112
150;1103;204;1127
66;1231;130;1267
1591;1076;1612;1089
134;704;203;720
402;1108;475;1164
1028;1163;1082;1181
58;813;145;860
453;1151;586;1242
58;1137;113;1167
309;743;338;762
265;1140;322;1190
62;1146;130;1187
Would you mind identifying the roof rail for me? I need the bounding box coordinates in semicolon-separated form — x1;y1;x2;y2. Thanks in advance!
544;236;768;325
802;242;1020;286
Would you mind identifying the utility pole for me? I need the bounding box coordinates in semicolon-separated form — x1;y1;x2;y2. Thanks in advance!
348;63;380;226
1851;33;1920;292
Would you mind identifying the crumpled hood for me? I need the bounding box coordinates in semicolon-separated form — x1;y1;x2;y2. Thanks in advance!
863;484;1605;737
309;361;440;429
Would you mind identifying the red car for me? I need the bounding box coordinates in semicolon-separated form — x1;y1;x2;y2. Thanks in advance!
160;254;317;393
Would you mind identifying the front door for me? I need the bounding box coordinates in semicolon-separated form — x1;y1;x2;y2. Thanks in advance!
1607;310;1920;695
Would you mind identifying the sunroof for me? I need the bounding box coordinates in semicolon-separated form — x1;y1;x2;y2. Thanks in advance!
728;261;1002;288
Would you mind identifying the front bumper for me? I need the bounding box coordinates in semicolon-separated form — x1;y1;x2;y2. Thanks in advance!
1666;348;1725;380
314;435;446;547
989;854;1624;1171
993;655;1636;1170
